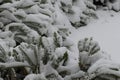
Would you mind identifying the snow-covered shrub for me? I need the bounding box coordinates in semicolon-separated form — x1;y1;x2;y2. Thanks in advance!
75;38;120;80
92;0;120;11
87;59;120;80
4;23;39;44
0;0;85;79
0;0;98;29
78;38;100;56
78;38;101;71
61;38;120;80
13;35;74;79
0;0;120;80
0;36;30;80
54;0;97;28
14;42;41;73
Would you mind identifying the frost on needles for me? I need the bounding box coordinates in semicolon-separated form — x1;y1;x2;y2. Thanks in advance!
0;0;120;80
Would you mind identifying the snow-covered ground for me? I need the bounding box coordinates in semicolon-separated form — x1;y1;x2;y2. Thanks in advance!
69;10;120;64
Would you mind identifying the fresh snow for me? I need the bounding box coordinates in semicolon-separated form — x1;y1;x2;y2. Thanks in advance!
69;10;120;64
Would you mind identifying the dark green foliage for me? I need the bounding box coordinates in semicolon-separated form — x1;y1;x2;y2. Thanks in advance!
62;51;68;66
42;52;50;65
78;38;100;55
51;60;59;69
46;73;57;80
15;15;25;20
19;46;35;66
0;0;12;5
23;22;46;35
79;60;90;72
0;44;7;62
40;0;47;4
93;74;119;80
54;32;61;47
59;71;69;77
51;51;68;69
38;37;43;47
16;5;34;9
